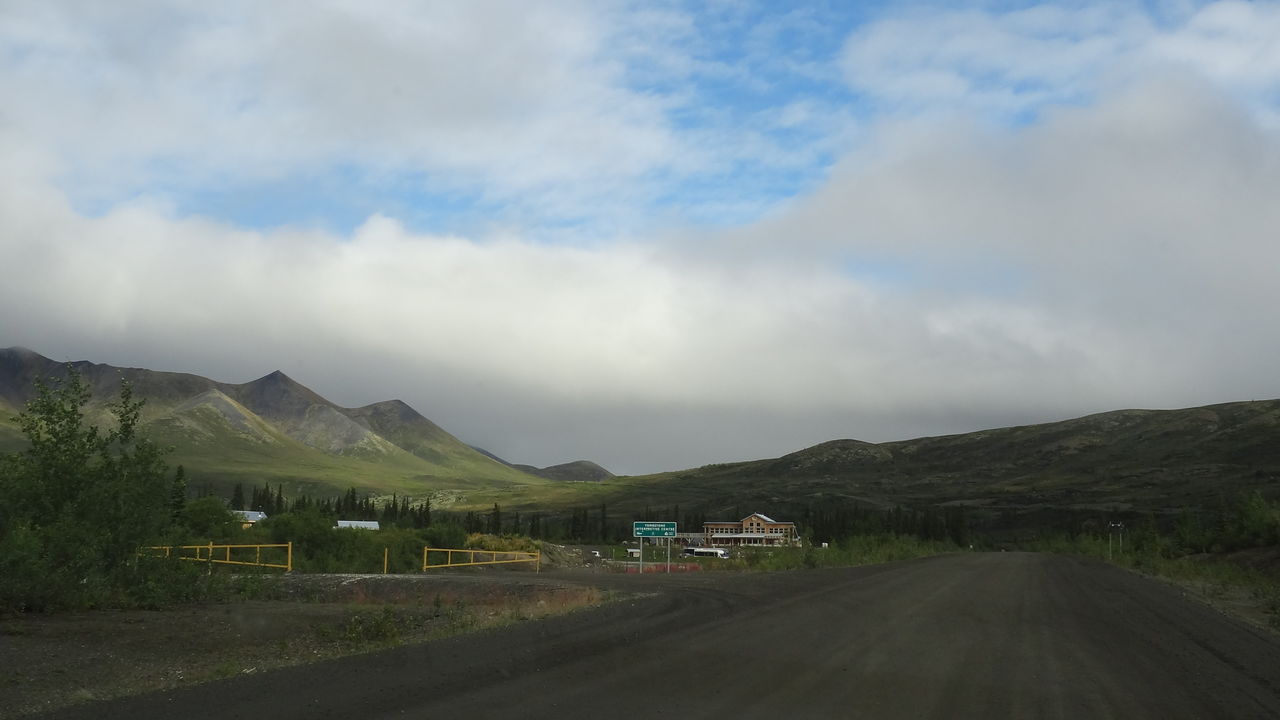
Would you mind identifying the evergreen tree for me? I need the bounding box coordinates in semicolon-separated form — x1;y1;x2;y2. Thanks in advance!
170;465;187;520
230;482;245;511
251;484;270;513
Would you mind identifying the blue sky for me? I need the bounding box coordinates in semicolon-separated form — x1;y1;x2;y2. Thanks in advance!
2;0;1279;473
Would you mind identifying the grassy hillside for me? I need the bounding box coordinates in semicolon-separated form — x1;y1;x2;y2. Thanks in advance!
0;348;547;505
473;400;1280;526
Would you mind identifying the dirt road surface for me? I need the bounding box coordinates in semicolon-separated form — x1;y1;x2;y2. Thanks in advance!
34;553;1280;719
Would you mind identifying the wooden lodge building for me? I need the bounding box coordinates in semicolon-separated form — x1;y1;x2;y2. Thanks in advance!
702;513;799;547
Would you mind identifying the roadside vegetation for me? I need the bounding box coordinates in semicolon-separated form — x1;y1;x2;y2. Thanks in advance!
0;368;555;613
1027;494;1280;629
0;369;228;612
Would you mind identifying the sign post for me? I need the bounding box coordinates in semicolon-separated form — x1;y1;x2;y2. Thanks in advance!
633;522;677;575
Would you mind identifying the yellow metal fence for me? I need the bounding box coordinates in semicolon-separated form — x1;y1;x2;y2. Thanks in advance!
422;547;540;572
144;542;293;572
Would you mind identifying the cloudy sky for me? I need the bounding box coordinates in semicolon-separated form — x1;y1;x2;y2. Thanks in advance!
3;1;1279;474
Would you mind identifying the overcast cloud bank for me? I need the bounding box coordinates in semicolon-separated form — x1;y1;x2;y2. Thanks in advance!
2;1;1278;473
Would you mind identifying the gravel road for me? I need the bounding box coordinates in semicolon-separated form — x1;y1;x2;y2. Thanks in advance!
37;552;1280;719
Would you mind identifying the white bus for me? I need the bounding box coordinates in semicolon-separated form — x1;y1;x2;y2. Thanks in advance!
683;547;729;559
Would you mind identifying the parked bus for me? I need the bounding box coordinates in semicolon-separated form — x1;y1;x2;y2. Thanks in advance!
683;547;729;559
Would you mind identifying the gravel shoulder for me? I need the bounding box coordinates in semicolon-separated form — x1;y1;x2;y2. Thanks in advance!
0;572;605;718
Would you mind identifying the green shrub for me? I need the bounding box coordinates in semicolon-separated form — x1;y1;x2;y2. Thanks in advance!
0;369;216;612
464;533;538;552
180;496;241;541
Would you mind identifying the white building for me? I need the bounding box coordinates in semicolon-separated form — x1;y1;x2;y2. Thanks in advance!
336;520;381;530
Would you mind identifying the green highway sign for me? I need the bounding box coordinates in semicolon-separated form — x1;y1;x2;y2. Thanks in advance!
633;521;677;537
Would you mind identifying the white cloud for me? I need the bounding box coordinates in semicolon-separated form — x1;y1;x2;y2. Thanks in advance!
1145;0;1280;125
841;3;1148;118
0;0;691;224
840;1;1280;124
5;72;1279;473
3;2;1280;473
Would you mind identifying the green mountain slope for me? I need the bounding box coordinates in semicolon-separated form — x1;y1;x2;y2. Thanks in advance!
0;347;545;503
7;346;1278;522
582;401;1280;527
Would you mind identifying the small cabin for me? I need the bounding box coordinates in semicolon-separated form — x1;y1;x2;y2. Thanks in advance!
231;510;268;529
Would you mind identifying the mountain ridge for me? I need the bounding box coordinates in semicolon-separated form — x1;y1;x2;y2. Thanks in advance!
4;347;1277;524
0;347;549;502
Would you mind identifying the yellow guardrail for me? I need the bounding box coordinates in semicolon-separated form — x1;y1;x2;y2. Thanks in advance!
422;547;539;572
144;542;293;572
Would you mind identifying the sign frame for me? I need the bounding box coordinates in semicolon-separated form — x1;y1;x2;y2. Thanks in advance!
632;521;677;538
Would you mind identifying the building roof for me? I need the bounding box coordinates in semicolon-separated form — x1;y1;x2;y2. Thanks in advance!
232;510;268;522
704;514;796;527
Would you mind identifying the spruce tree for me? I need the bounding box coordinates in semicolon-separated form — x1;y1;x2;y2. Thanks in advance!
170;465;187;520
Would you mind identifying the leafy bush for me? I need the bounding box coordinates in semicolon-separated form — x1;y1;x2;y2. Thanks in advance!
179;496;241;541
249;510;472;573
464;533;538;552
422;522;466;550
0;368;202;612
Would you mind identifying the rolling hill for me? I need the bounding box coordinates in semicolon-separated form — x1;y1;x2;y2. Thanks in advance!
0;347;548;504
580;400;1280;533
472;445;616;483
5;346;1278;529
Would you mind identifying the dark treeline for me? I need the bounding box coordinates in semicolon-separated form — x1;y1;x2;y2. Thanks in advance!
802;502;969;547
222;481;1279;557
1030;491;1280;557
227;487;976;549
223;489;716;545
228;484;434;529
